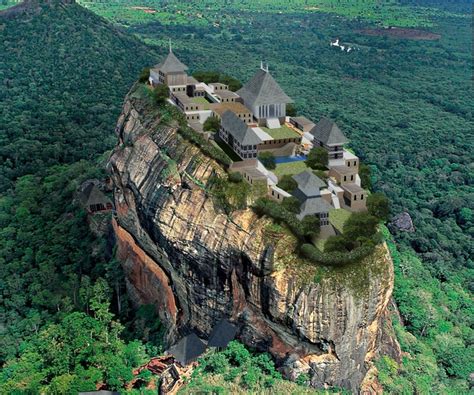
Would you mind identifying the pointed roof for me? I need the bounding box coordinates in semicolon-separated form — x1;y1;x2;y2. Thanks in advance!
297;197;332;220
78;183;111;207
292;170;326;197
153;50;188;74
208;319;238;348
221;111;262;146
167;333;206;366
237;68;293;107
309;117;348;146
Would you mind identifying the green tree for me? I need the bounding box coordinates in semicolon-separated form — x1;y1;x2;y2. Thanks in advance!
151;84;169;105
359;163;372;189
301;215;320;239
203;116;220;132
286;103;297;117
305;147;328;169
138;67;150;83
367;192;390;221
343;212;379;241
325;235;350;252
281;196;301;213
277;174;297;192
258;152;276;170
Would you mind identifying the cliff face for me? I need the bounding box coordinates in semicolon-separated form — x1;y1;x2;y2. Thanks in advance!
108;87;400;392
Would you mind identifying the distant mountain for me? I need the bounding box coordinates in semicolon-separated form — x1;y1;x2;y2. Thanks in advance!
0;0;155;191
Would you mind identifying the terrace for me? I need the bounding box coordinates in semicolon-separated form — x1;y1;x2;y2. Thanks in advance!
261;124;299;140
192;96;212;110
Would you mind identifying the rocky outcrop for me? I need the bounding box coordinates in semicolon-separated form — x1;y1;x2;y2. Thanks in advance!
108;86;400;392
389;212;415;233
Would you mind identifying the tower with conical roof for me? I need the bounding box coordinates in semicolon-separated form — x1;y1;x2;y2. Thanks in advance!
149;41;189;88
237;62;293;126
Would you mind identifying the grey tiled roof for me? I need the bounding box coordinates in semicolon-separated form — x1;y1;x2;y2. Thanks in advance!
309;117;348;146
221;111;262;145
154;51;188;73
292;170;326;199
237;69;293;107
291;116;315;127
297;197;332;220
208;319;238;348
167;333;206;366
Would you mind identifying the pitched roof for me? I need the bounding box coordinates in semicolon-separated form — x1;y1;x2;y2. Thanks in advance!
221;111;262;145
154;50;188;73
297;197;332;220
292;170;326;199
237;68;293;107
208;319;238;348
167;333;206;366
78;183;111;207
309;117;348;146
291;116;315;127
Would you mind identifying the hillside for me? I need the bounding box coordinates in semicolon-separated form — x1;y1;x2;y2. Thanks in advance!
80;1;473;392
0;0;155;192
0;1;161;392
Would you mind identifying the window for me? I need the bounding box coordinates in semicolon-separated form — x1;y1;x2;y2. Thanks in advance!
351;175;354;181
272;190;275;196
348;162;351;167
354;195;357;201
354;161;357;166
361;194;364;200
343;176;347;182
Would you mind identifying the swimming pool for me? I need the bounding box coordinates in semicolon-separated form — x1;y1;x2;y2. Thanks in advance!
274;155;307;164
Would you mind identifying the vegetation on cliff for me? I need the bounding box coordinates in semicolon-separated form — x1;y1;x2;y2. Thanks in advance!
0;2;161;392
179;341;332;394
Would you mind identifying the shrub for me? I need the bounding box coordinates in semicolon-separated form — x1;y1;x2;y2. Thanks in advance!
277;174;297;192
211;175;249;213
281;196;301;214
296;373;310;386
241;365;261;389
325;235;351;253
203;116;220;133
367;192;390;221
301;215;320;238
359;163;372;189
343;212;379;240
306;147;328;169
300;243;376;266
228;172;243;183
286;103;297;117
138;67;150;83
258;152;276;170
224;341;251;367
177;127;232;168
202;352;229;374
151;84;169;105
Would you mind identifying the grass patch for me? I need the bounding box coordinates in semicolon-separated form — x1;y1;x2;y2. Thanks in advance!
273;160;310;177
192;96;211;109
261;124;299;140
329;208;351;233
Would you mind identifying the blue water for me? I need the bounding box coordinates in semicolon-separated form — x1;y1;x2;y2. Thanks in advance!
274;155;307;164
